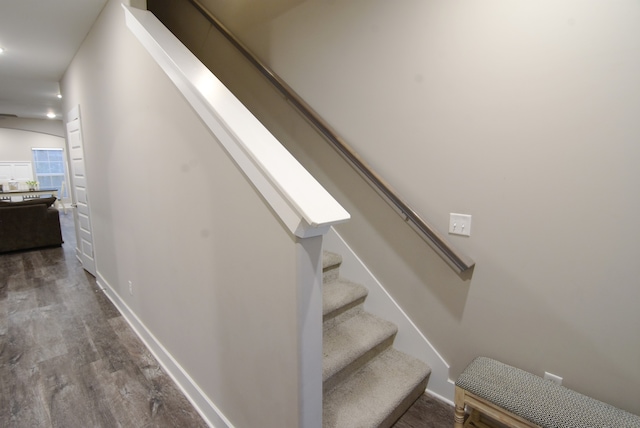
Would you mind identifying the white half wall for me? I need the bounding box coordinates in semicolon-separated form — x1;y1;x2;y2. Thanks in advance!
59;1;335;426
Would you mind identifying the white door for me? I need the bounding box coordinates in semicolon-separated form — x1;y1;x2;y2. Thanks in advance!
66;106;96;276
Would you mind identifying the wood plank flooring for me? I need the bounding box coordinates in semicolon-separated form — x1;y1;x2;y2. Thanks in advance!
393;393;455;428
1;212;207;428
1;211;454;427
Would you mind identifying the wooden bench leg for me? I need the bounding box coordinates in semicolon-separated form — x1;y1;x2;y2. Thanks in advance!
454;385;466;428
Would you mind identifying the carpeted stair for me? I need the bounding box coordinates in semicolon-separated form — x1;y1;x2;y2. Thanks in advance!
322;251;431;428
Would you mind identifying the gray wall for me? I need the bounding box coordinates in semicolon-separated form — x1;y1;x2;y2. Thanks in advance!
157;0;640;413
0;117;64;137
0;117;65;138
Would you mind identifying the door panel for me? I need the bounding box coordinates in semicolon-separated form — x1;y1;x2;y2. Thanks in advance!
66;106;96;276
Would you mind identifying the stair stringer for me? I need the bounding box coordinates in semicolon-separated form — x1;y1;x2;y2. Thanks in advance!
323;227;455;405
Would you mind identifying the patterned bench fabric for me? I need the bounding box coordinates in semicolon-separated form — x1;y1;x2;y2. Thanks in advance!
455;357;640;428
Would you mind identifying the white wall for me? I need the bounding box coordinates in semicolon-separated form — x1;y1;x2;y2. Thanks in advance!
0;127;65;161
0;126;69;195
60;1;314;426
188;0;640;414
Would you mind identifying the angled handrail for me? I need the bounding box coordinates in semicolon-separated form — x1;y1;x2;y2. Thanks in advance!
187;0;474;273
124;5;349;239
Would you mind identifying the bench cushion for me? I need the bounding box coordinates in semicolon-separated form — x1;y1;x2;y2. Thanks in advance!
456;357;640;428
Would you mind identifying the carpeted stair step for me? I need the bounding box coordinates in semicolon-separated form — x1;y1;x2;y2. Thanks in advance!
323;312;398;393
323;347;431;428
323;250;342;284
323;278;368;329
321;249;431;427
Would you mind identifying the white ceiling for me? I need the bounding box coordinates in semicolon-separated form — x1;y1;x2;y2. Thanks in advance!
0;0;109;120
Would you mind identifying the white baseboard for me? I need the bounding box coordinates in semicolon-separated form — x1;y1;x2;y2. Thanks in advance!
425;382;456;407
323;228;455;404
92;230;455;428
95;273;233;428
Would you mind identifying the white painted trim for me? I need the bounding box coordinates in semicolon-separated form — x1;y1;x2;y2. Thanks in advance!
122;5;349;239
296;236;324;428
425;384;456;408
96;273;233;428
323;227;455;403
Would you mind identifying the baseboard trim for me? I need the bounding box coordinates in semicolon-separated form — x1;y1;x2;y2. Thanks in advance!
425;382;456;407
324;228;455;403
96;273;233;428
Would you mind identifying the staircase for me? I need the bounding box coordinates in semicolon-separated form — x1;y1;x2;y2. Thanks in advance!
322;251;431;428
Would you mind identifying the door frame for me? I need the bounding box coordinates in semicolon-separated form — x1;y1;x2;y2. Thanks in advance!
66;105;97;276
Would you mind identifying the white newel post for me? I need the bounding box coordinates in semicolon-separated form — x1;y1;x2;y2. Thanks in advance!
297;235;324;428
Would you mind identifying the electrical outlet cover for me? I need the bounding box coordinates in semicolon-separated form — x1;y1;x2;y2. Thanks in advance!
544;372;562;385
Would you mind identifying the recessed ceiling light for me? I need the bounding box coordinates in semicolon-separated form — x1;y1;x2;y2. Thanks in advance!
0;47;4;54
47;112;56;119
57;94;62;99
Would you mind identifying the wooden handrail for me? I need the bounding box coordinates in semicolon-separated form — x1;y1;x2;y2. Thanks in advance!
187;0;475;273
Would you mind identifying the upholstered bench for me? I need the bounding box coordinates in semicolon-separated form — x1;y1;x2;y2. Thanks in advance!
454;357;640;428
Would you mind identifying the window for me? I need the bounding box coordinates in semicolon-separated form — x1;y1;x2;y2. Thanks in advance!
32;148;68;198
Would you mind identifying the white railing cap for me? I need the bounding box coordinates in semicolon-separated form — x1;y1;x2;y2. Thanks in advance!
123;5;349;238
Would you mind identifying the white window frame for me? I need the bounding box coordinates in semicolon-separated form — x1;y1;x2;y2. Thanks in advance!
31;148;69;198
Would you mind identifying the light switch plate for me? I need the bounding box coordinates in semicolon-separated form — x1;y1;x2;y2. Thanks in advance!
449;213;471;236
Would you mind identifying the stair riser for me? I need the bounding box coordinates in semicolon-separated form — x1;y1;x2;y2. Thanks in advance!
323;300;365;331
378;376;429;428
321;250;432;428
322;250;342;284
323;266;340;284
323;334;396;393
322;348;431;428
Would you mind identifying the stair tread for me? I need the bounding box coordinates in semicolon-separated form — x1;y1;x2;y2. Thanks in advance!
323;312;397;383
323;279;368;318
323;250;342;270
323;348;431;428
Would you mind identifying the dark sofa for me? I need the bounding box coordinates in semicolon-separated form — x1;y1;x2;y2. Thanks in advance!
0;196;63;253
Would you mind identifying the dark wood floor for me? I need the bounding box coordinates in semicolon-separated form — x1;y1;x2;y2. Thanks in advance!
394;393;454;428
1;211;453;427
